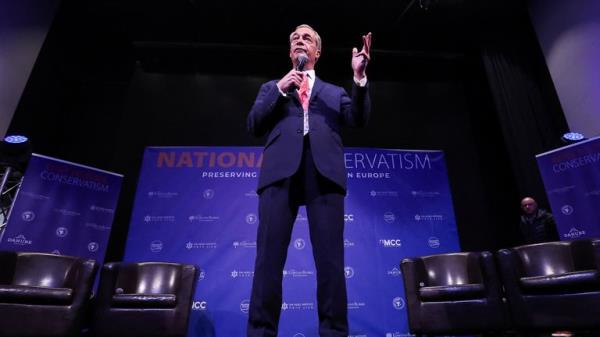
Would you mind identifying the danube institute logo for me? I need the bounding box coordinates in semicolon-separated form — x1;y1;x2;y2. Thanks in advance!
563;227;586;239
6;234;32;246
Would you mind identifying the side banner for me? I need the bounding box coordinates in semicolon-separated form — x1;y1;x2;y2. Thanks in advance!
536;136;600;239
0;154;123;265
124;146;460;337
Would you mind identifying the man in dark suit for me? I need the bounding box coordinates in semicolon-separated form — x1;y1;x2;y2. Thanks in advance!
246;24;371;337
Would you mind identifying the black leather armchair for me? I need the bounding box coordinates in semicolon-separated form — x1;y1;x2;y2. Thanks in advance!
401;252;509;336
91;261;198;337
497;239;600;333
0;251;98;337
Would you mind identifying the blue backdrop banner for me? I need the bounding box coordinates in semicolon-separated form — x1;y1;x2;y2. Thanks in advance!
124;146;460;337
536;136;600;240
0;154;123;266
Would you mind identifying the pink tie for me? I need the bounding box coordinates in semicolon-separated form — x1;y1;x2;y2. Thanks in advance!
299;75;309;111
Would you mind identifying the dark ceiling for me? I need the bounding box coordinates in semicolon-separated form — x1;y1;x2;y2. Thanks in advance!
89;0;525;46
69;0;528;77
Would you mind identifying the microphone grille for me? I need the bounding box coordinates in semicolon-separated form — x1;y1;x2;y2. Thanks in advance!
297;54;308;71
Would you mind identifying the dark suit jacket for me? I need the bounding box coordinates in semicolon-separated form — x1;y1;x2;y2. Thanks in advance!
248;77;370;192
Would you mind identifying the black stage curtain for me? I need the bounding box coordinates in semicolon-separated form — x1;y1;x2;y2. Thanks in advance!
480;21;568;208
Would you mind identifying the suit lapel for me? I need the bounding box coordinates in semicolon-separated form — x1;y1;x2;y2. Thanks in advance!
311;77;324;103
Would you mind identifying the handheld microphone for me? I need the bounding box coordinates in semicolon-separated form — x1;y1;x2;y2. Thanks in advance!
296;53;308;71
288;53;308;94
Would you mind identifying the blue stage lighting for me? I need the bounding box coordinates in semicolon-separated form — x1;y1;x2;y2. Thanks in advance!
561;132;585;143
4;135;28;144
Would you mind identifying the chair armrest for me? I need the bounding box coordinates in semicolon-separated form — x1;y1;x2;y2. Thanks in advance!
496;248;523;298
174;264;198;313
401;258;426;303
95;262;122;310
479;251;503;300
590;239;600;271
70;259;98;309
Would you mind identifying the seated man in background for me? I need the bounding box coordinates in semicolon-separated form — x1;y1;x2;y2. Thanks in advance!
519;196;560;244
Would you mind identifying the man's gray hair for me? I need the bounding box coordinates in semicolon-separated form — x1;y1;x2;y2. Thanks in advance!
289;24;321;51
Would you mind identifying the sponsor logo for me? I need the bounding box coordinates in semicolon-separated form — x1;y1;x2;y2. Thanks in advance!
411;190;441;198
347;301;366;310
344;239;355;248
393;297;405;310
53;208;80;216
21;211;35;222
88;242;99;252
283;269;314;278
296;213;308;221
586;189;600;197
150;240;163;252
344;267;355;279
414;214;444;221
344;214;355;222
56;227;68;237
148;191;178;198
85;222;111;231
428;236;440;248
379;239;402;248
90;205;115;213
51;250;61;255
281;302;314;311
198;269;206;280
233;241;257;248
293;238;306;250
244;190;259;197
240;299;251;314
144;215;175;223
188;215;220;222
383;212;395;223
246;213;258;225
186;241;217;249
387;267;402;277
385;333;413;337
231;270;254;278
370;190;399;197
202;189;215;199
7;234;32;246
191;301;208;311
561;205;574;215
563;227;586;239
548;185;576;195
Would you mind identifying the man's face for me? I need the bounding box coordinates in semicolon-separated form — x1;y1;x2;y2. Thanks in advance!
520;198;538;215
289;27;321;70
